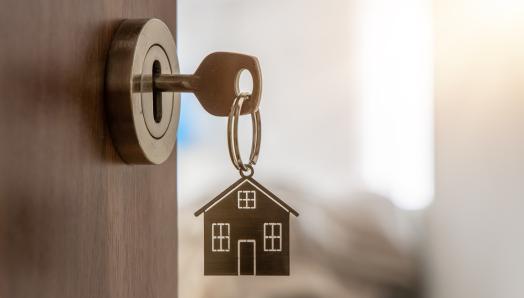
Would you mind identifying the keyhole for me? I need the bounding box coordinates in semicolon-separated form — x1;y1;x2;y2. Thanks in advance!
152;60;162;123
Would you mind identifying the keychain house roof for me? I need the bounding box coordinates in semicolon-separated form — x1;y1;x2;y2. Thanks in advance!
195;177;298;276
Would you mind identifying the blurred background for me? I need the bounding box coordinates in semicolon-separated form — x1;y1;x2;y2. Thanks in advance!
176;0;524;297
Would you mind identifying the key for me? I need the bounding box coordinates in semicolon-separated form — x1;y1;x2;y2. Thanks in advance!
152;52;262;116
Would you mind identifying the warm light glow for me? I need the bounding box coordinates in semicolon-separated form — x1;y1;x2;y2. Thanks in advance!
355;0;434;210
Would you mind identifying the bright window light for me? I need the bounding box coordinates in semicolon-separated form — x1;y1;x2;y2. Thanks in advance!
355;0;434;210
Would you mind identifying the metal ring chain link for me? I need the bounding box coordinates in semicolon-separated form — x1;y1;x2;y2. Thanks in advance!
227;92;261;177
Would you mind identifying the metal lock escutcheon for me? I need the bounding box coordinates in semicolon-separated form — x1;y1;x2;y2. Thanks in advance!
106;18;262;164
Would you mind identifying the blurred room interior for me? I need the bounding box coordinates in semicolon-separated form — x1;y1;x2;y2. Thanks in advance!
176;0;524;297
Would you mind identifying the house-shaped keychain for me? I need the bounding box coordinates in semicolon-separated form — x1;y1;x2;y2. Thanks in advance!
195;177;299;276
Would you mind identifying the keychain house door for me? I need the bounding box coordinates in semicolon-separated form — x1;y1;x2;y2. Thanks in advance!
0;1;178;297
238;240;256;275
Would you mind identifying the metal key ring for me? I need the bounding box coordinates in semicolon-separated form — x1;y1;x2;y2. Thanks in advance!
227;92;261;173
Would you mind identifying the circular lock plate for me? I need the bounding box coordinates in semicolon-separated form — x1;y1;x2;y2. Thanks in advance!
106;19;180;164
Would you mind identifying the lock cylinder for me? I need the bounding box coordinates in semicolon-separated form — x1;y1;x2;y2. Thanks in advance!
106;18;180;164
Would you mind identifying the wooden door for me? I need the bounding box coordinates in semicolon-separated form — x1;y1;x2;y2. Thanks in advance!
0;1;178;297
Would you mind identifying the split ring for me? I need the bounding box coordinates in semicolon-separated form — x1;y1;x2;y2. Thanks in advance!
227;92;261;172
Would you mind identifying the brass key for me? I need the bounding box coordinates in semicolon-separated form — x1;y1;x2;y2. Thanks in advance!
149;52;262;117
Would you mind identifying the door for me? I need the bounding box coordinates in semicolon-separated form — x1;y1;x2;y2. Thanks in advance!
238;240;256;275
0;1;178;298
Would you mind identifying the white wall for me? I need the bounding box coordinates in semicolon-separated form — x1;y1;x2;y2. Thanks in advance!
177;0;433;210
429;0;524;297
177;0;360;203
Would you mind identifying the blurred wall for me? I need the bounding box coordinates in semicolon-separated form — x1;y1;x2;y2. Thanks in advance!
177;0;433;209
429;0;524;297
177;1;431;297
177;0;360;204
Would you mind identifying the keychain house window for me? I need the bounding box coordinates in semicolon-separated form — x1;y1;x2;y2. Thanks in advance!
264;223;282;251
211;223;230;252
238;190;256;209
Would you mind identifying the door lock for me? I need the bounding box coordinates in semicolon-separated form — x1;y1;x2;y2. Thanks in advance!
106;18;262;164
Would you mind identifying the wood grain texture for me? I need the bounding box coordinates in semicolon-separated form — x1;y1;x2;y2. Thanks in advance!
0;1;178;297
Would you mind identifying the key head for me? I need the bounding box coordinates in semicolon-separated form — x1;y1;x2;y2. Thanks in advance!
193;52;262;116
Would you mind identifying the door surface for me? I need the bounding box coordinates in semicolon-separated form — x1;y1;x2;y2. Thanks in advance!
238;240;255;275
0;1;178;297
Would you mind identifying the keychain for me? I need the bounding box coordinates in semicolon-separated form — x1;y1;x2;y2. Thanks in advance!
194;92;299;276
